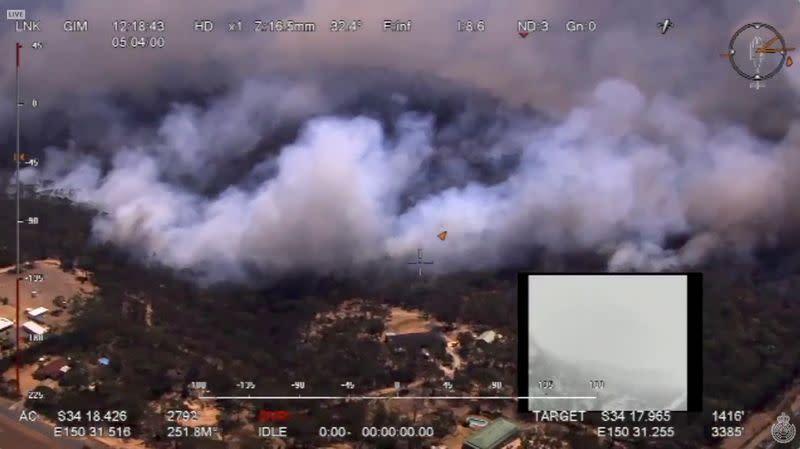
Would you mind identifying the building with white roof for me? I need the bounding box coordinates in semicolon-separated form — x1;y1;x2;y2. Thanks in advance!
476;330;498;344
22;320;47;336
0;317;13;335
26;307;49;323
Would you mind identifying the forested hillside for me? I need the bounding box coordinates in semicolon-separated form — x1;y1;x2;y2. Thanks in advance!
0;195;799;447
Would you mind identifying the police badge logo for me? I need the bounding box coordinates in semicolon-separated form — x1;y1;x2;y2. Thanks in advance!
771;412;796;444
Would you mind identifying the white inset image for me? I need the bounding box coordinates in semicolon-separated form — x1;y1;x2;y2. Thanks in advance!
527;274;688;411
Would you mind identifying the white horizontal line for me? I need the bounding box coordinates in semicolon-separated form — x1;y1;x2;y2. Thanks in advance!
199;396;597;401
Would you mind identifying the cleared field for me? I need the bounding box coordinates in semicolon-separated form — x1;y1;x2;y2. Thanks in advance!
0;259;96;330
386;307;438;334
0;259;97;397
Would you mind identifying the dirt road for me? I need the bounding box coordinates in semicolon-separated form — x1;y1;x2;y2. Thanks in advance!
721;382;800;449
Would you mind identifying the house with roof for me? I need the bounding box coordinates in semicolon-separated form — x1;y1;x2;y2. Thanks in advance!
0;317;13;340
0;317;13;332
385;331;446;353
463;417;521;449
26;307;49;323
35;357;71;380
22;320;47;341
476;330;498;344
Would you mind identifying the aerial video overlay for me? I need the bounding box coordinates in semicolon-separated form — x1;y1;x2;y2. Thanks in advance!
2;0;800;448
523;274;690;412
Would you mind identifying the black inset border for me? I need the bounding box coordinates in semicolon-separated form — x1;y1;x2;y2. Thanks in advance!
517;272;703;414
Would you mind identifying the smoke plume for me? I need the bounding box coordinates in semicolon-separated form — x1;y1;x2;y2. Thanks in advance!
3;0;800;281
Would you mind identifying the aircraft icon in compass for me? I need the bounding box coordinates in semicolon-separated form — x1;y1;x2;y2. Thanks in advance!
721;22;795;89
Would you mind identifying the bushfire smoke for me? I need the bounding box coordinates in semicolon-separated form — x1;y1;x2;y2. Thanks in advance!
3;0;800;282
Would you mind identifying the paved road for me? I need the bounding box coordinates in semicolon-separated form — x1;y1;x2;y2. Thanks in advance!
0;409;81;449
0;397;107;449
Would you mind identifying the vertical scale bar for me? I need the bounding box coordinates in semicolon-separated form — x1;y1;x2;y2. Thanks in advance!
14;42;22;396
15;42;20;270
14;278;19;395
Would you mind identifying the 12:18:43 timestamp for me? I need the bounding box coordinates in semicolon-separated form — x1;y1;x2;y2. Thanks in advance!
112;19;165;32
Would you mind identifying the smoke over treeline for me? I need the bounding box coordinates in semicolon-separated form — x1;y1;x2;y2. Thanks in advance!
2;0;800;282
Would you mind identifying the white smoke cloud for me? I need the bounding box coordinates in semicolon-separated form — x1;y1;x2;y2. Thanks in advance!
24;78;800;281
155;80;326;179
